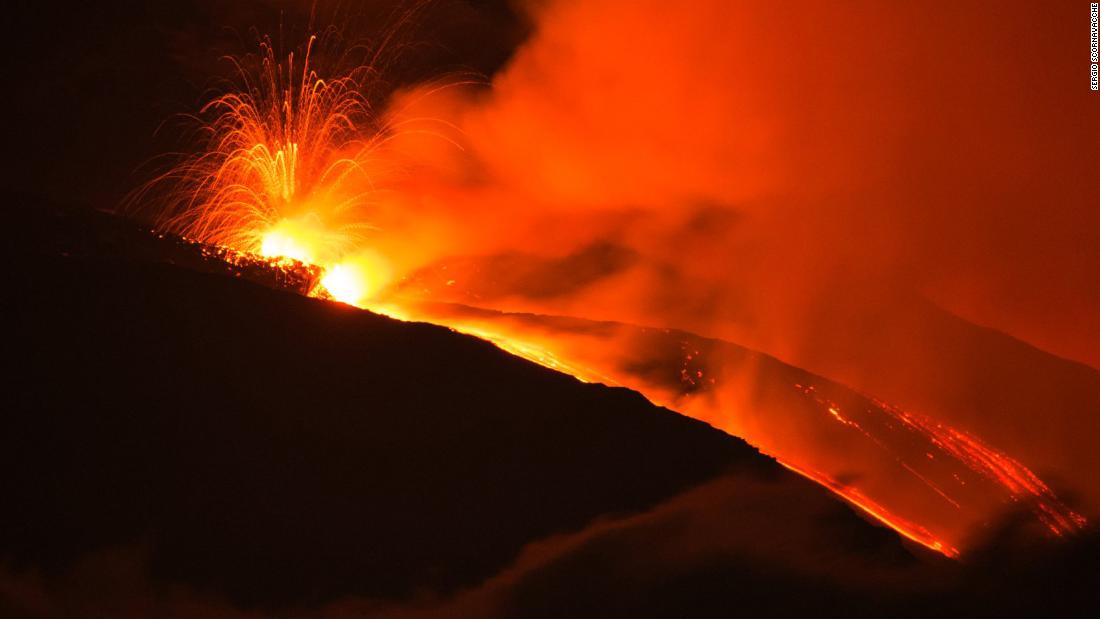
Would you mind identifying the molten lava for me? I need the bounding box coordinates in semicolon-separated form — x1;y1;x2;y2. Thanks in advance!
362;302;1085;557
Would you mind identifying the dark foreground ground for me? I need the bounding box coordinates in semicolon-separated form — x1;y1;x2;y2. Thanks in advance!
2;205;1097;618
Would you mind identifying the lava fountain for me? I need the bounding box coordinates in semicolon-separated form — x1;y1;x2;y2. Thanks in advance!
128;33;394;305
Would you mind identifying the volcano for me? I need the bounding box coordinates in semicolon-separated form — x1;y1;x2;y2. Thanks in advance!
5;0;1099;616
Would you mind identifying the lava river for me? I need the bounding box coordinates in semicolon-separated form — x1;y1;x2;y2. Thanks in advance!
354;296;1086;558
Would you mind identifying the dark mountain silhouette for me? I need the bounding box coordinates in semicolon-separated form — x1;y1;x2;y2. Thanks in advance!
0;206;916;609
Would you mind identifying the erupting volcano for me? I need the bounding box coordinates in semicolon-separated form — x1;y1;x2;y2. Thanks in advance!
7;1;1099;617
122;24;1087;560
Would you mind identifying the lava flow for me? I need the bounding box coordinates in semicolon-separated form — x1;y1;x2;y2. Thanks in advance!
357;302;1087;557
129;31;1086;560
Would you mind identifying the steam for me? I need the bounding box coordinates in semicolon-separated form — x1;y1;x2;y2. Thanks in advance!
366;0;1100;536
386;0;1099;366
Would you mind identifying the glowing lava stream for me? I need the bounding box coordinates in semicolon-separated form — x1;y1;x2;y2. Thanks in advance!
296;269;1085;558
777;460;960;558
366;303;960;558
331;287;959;556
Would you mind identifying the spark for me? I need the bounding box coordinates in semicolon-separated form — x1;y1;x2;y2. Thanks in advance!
128;32;393;295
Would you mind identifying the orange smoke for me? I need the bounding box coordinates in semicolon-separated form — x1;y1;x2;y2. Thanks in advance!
374;0;1100;532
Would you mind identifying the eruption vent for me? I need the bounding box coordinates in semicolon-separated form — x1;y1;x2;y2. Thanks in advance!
128;33;395;302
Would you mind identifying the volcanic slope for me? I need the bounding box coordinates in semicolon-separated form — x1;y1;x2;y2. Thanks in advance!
1;207;922;611
4;208;1097;618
